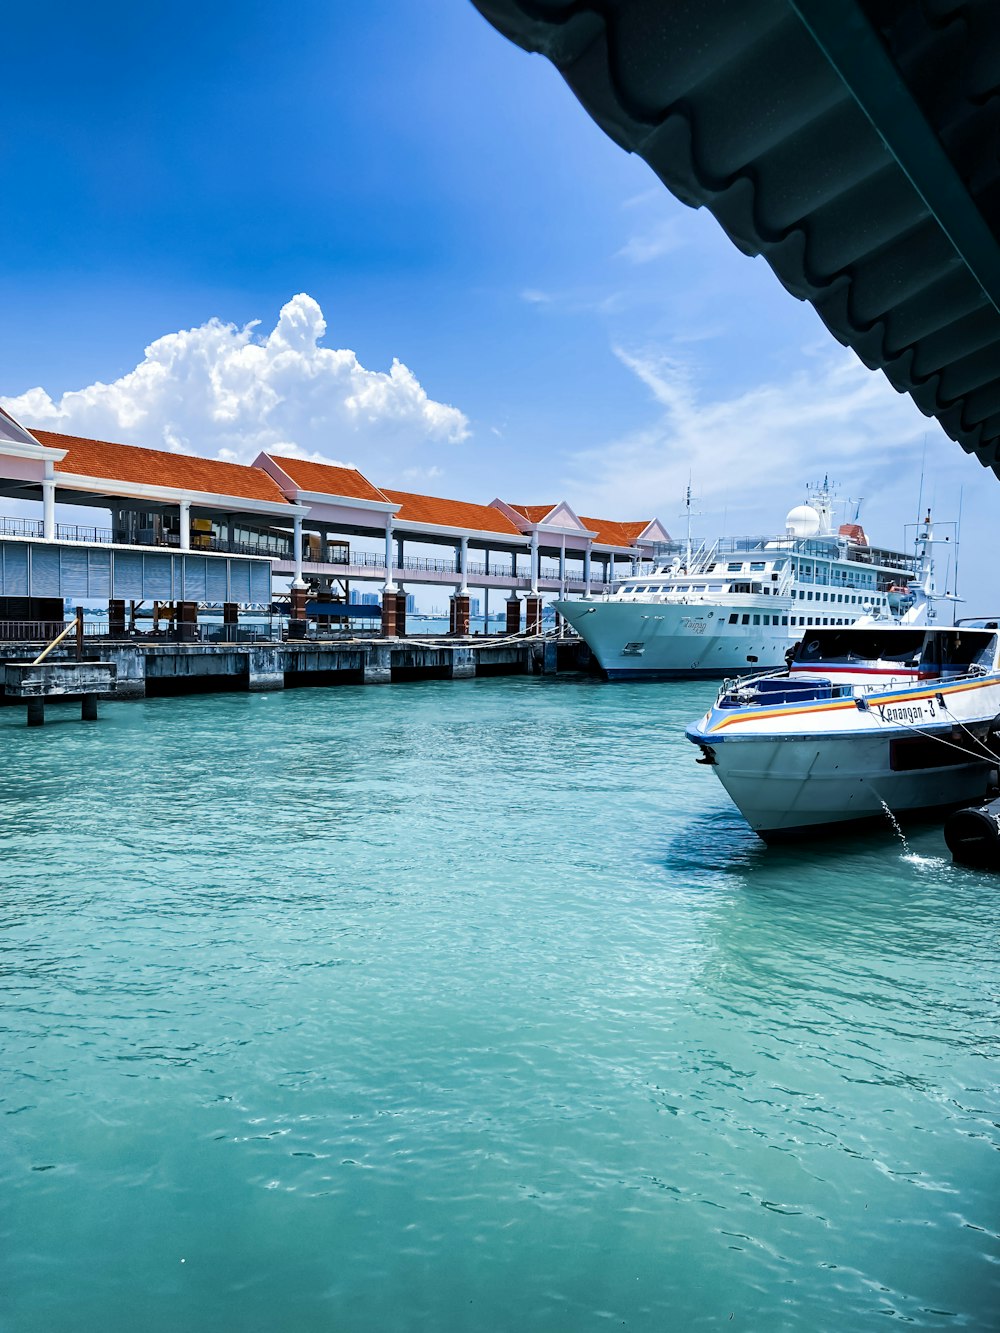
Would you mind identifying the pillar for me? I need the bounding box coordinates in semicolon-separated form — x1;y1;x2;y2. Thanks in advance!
525;595;542;635
381;592;398;638
530;530;539;594
608;554;615;590
289;585;309;641
383;519;396;590
506;593;521;635
584;545;592;595
108;599;126;637
559;535;566;597
394;590;407;637
42;474;56;541
458;536;469;593
450;593;470;636
177;600;199;642
293;515;304;585
179;499;191;552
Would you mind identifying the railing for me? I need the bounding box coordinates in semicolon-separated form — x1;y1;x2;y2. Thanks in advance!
0;620;108;641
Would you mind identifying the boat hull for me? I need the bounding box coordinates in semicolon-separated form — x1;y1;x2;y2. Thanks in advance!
555;599;793;678
693;728;994;839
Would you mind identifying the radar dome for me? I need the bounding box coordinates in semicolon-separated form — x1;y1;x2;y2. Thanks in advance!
785;504;821;538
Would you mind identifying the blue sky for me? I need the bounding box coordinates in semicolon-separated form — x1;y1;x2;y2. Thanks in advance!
1;1;991;611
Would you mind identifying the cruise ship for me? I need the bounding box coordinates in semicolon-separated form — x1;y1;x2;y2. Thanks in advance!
555;485;940;679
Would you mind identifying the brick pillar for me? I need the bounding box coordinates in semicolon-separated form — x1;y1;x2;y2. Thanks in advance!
450;593;471;636
505;594;521;635
394;591;407;637
108;599;126;637
288;585;309;641
381;593;398;638
525;595;542;635
177;600;199;642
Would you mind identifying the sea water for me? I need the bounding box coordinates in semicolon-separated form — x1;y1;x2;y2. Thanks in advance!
1;678;997;1332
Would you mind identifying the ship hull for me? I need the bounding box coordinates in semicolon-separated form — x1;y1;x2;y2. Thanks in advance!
556;598;794;678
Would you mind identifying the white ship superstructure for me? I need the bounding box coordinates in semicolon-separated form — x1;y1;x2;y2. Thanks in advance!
556;483;939;679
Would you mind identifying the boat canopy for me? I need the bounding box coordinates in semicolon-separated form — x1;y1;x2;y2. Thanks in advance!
793;627;997;674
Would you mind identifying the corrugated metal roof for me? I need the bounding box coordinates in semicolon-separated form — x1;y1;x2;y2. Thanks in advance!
471;0;1000;476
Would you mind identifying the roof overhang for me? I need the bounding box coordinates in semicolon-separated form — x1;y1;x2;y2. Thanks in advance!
472;0;1000;475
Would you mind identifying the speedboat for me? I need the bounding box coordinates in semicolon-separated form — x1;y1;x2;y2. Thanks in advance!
685;622;1000;841
556;484;943;679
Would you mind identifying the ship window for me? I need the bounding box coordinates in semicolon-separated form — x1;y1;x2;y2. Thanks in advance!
727;562;743;572
750;562;765;571
807;591;813;601
752;615;760;625
623;585;636;593
728;613;738;624
782;616;788;626
822;592;828;601
741;614;750;625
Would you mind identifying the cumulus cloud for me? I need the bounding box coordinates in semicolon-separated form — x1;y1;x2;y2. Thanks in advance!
3;294;470;469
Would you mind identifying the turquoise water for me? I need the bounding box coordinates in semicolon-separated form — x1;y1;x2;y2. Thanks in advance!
2;678;998;1332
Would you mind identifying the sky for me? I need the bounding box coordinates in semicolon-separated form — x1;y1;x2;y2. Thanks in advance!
1;1;992;612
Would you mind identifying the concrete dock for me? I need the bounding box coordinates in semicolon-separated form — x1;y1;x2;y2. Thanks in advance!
0;634;590;703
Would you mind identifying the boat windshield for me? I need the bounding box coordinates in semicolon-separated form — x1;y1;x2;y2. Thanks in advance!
794;629;924;666
792;628;997;673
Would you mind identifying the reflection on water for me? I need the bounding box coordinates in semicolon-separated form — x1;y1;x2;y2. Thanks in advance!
1;678;998;1333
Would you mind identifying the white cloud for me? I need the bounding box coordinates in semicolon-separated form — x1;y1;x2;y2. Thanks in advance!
3;294;470;469
564;344;961;544
616;217;688;264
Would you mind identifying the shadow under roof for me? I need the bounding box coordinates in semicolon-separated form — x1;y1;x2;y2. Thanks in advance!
471;0;1000;476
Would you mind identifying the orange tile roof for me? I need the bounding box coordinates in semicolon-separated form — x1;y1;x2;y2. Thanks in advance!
264;454;390;504
382;489;524;536
580;517;651;547
508;503;556;523
35;430;289;504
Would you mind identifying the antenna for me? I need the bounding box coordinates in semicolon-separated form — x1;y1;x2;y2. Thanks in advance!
915;434;927;528
953;485;963;625
678;475;702;571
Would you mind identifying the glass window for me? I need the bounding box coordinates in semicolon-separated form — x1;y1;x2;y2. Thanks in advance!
781;616;788;626
741;614;750;625
750;562;766;571
728;613;738;624
727;562;743;572
807;591;813;600
752;615;760;625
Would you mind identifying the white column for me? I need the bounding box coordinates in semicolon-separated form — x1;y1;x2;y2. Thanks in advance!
292;514;304;586
42;473;56;541
608;554;615;590
530;530;539;594
459;536;469;593
483;585;489;631
584;544;592;595
559;535;566;597
383;518;396;593
179;499;191;552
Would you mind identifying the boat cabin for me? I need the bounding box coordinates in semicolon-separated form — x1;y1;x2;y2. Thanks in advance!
791;626;998;680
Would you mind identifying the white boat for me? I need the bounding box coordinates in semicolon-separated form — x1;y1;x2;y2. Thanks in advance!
685;621;1000;841
556;483;939;679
